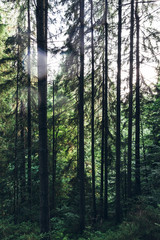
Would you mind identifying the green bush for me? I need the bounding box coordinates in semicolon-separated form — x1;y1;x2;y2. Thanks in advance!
0;219;40;240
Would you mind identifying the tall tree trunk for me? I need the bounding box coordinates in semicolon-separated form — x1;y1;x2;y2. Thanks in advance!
91;0;96;222
135;0;141;195
141;120;149;189
79;0;85;232
20;101;26;204
52;81;56;211
37;0;50;236
100;59;105;218
14;32;20;223
124;140;127;202
104;0;108;220
116;0;122;223
127;0;134;199
27;0;32;210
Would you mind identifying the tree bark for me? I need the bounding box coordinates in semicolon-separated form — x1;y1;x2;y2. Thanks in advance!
116;0;122;223
100;59;105;218
20;101;26;204
127;0;134;199
79;0;85;232
141;120;149;189
27;0;32;210
52;81;56;211
135;0;141;195
104;0;108;220
91;0;96;222
37;0;50;236
14;31;20;224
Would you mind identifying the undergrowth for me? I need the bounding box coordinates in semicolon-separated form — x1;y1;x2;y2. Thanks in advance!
0;199;160;240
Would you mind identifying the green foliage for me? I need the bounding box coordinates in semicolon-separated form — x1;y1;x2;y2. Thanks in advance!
50;204;80;237
71;203;160;240
0;219;40;240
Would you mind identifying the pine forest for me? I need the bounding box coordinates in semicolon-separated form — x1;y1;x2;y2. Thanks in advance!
0;0;160;239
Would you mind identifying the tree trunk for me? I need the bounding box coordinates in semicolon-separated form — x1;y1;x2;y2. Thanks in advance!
127;0;134;199
52;80;56;211
135;0;141;196
141;120;149;190
79;0;85;232
104;0;108;220
14;28;20;224
100;59;105;218
27;0;32;210
91;0;96;222
116;0;122;223
124;140;127;202
20;101;26;204
37;0;50;236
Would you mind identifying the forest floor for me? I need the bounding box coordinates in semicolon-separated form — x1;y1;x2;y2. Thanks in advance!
0;197;160;240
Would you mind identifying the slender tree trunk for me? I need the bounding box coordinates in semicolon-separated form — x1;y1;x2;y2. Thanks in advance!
100;60;105;218
37;0;50;236
20;101;26;204
91;0;96;222
135;0;141;195
77;58;79;179
27;0;32;210
127;0;134;199
104;0;108;220
79;0;85;232
124;140;127;202
14;30;20;224
52;81;56;211
141;120;149;189
116;0;122;223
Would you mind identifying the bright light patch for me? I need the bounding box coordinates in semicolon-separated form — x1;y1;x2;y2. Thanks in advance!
37;48;47;78
140;64;157;86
